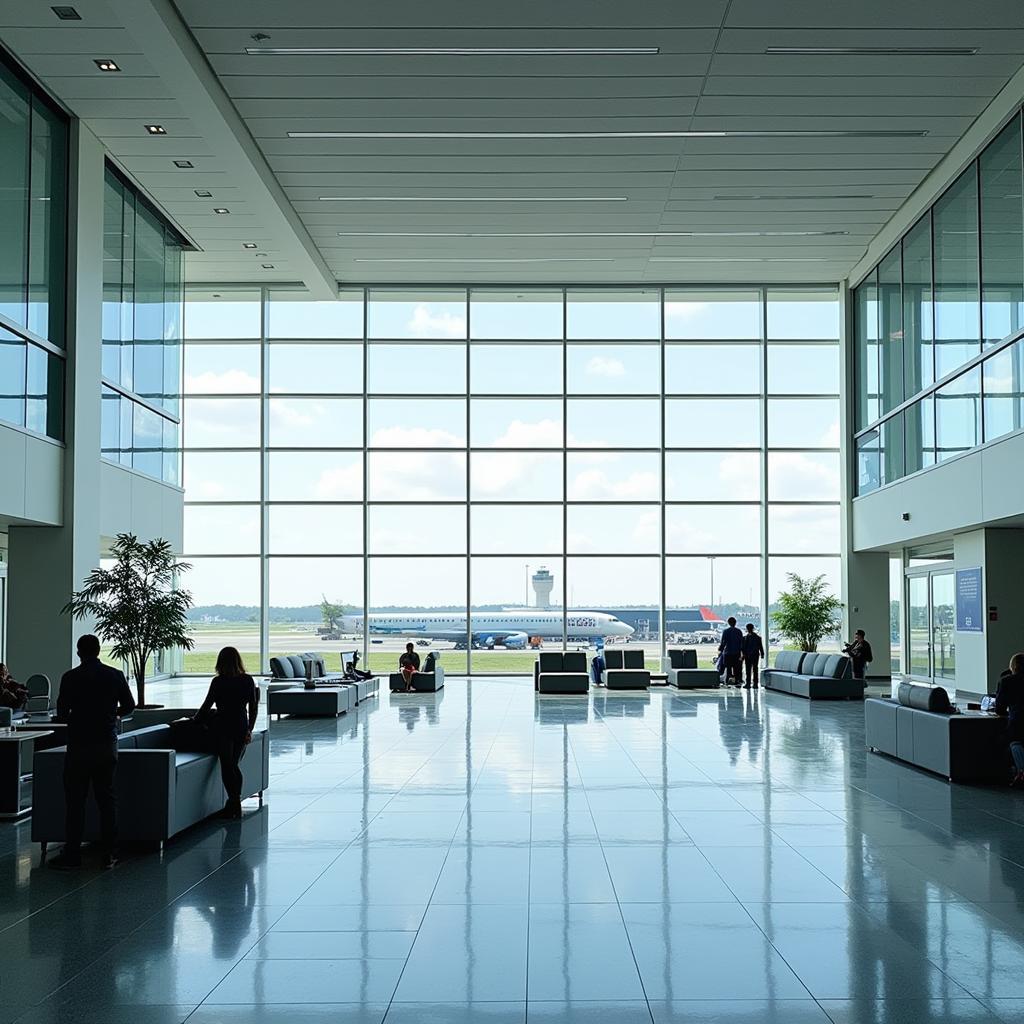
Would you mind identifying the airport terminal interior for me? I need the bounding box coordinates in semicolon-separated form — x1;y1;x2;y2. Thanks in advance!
3;1;1024;1021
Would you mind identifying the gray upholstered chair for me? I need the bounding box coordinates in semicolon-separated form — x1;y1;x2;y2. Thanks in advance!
601;648;650;690
25;674;51;714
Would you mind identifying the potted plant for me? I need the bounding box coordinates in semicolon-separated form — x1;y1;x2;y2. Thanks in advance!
64;533;194;708
771;572;843;653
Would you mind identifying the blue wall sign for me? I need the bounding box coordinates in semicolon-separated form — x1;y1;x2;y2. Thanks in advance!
955;567;983;633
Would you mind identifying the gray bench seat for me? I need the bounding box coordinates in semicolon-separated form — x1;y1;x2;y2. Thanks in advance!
762;650;862;700
662;649;722;689
601;648;651;690
534;652;589;694
269;686;352;718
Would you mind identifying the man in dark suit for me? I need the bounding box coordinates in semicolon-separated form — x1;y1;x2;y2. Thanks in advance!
48;635;136;869
718;617;744;686
740;623;765;689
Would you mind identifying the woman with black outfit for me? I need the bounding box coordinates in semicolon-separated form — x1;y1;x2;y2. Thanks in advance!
198;647;259;818
995;653;1024;786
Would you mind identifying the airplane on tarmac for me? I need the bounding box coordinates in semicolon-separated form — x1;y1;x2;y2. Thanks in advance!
339;611;634;650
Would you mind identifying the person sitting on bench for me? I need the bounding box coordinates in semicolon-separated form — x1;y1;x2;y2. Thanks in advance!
399;643;420;692
343;651;373;681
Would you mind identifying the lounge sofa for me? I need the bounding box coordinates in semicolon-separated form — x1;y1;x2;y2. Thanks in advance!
32;723;270;854
661;648;722;689
865;682;1007;783
270;652;377;703
389;655;445;693
761;650;861;699
534;652;589;694
601;648;650;690
269;686;353;718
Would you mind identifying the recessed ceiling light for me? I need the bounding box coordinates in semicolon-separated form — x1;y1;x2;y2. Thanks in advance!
765;46;978;55
352;257;615;264
144;124;166;135
256;252;268;257
714;193;874;201
194;189;212;197
173;159;193;168
247;46;659;56
291;129;928;139
336;229;848;238
261;263;275;269
94;59;120;72
51;6;80;20
213;208;229;214
317;195;628;202
242;242;258;249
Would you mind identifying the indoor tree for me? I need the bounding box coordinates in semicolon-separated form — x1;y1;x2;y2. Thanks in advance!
771;572;843;652
64;533;194;707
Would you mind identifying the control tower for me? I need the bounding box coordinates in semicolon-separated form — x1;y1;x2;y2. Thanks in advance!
532;566;554;608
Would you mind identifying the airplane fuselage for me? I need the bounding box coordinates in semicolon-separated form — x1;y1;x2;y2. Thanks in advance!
340;611;633;642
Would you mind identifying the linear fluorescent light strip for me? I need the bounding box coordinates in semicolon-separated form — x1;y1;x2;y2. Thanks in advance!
336;229;849;237
650;256;831;262
290;129;928;139
714;193;874;201
765;46;978;55
353;257;615;264
247;47;659;55
318;195;628;202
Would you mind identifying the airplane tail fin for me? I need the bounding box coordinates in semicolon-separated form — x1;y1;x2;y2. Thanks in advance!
698;605;719;622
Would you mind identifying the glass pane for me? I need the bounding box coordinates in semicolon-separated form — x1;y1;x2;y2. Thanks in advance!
269;343;362;393
368;451;466;500
566;289;660;339
102;177;124;382
0;67;28;329
470;343;562;394
767;289;839;340
666;451;760;501
567;344;659;394
184;505;260;555
666;398;760;448
567;505;659;553
664;289;760;339
665;344;760;394
666;504;760;554
934;166;981;375
935;366;981;461
768;505;840;554
768;557;841;610
134;205;165;347
471;398;562;447
469;451;563;501
767;451;840;501
856;431;880;495
981;115;1024;344
470;505;562;554
184;344;260;393
369;504;466;554
567;451;660;501
908;575;930;678
854;274;879;428
185;289;261;339
470;289;563;339
904;394;936;474
567;399;660;447
767;344;839;395
184;397;260;448
367;342;466;393
28;99;67;346
26;344;62;439
878;245;904;414
162;418;179;486
268;451;362;501
768;399;839;448
665;556;761;620
881;411;905;485
183;558;261;674
268;397;362;447
0;331;26;427
101;387;121;459
903;214;934;396
931;572;956;682
983;339;1024;441
183;451;260;502
368;289;466;339
368;398;465;447
889;556;902;676
132;402;164;479
269;505;363;554
267;290;362;339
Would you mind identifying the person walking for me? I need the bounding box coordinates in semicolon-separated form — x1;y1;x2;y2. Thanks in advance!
718;617;744;687
843;629;874;681
198;647;259;819
48;635;136;869
740;623;765;689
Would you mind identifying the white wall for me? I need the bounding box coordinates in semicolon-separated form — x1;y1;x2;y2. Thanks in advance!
0;424;62;526
99;461;183;551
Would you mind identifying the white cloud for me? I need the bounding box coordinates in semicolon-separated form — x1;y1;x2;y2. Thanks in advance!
185;369;259;394
407;304;466;338
664;301;709;321
369;425;464;447
585;355;626;378
569;469;659;501
314;464;363;500
493;417;563;448
769;452;840;501
370;451;465;500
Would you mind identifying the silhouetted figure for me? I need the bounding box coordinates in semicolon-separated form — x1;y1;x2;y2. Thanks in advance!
843;629;874;681
198;646;259;819
399;643;420;692
719;617;744;686
740;624;765;689
996;653;1024;785
0;663;27;710
49;634;135;869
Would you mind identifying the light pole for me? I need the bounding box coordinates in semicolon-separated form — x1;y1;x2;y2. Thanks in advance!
709;556;716;611
524;564;529;608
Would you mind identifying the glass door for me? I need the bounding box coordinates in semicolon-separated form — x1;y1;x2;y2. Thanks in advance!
908;575;931;678
930;571;956;682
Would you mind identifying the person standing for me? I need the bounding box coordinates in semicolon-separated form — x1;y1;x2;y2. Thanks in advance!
0;663;28;710
198;647;259;819
49;635;136;869
740;623;765;689
843;629;874;681
996;654;1024;785
719;617;744;686
399;642;421;692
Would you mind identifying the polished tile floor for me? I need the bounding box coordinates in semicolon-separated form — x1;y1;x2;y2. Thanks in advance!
5;679;1024;1023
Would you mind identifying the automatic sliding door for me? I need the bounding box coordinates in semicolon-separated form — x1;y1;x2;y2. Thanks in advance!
908;575;931;679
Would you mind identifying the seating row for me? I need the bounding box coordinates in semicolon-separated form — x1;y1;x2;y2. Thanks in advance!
661;648;722;688
761;650;861;700
534;649;664;694
389;655;445;692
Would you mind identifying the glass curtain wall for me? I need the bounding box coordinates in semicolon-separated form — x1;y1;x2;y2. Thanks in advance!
854;111;1024;494
181;287;841;676
101;165;185;484
0;51;67;440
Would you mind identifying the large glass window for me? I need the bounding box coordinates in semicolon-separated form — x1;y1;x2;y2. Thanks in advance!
181;287;841;673
878;245;903;416
902;214;934;397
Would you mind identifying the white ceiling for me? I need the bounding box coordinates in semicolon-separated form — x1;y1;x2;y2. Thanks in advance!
3;0;1024;287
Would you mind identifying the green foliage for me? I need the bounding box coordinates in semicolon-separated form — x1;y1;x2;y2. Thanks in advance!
320;596;347;630
770;573;843;653
63;534;194;706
